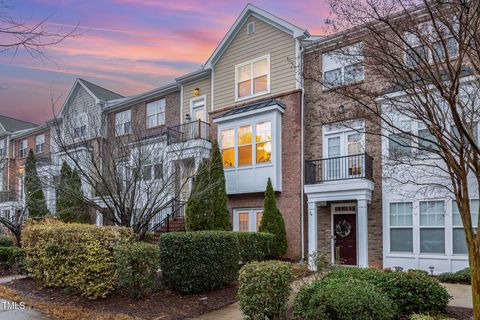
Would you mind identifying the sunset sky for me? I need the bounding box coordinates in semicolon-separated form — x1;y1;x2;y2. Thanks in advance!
0;0;329;124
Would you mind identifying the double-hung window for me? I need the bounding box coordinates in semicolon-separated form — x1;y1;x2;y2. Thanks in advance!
143;159;163;181
19;139;27;158
146;99;166;128
390;202;413;253
418;122;439;155
323;43;364;89
221;121;272;168
115;110;131;136
453;200;479;255
0;139;5;157
234;208;263;232
419;201;445;254
35;134;45;153
73;114;87;139
235;55;270;100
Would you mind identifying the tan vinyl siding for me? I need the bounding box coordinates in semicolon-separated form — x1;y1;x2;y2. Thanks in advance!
182;77;212;122
213;16;297;111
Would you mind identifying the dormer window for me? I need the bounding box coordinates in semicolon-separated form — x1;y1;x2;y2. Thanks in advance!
235;55;270;101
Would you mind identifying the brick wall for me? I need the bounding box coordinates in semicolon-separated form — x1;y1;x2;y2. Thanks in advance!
209;90;304;260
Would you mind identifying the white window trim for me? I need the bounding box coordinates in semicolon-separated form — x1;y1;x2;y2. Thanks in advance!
322;43;364;90
115;109;132;137
389;202;414;254
35;134;45;154
189;95;207;122
146;99;166;129
233;208;263;232
404;32;459;68
247;21;255;35
19;139;28;158
234;54;271;102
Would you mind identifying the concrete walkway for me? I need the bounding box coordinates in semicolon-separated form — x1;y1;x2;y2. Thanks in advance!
442;283;473;308
0;275;51;320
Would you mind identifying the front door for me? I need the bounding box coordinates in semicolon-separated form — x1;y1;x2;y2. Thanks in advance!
333;213;357;265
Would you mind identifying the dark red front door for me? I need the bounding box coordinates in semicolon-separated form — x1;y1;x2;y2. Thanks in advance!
334;214;357;265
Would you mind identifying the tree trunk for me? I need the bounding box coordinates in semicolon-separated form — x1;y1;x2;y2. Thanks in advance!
469;244;480;320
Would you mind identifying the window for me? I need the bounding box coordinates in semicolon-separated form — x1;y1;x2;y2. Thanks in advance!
420;201;445;254
322;43;364;88
146;99;165;128
191;97;206;122
35;134;45;153
389;133;412;158
116;162;131;190
19;139;27;158
235;55;270;100
115;110;131;136
0;139;5;157
221;129;235;168
405;30;458;67
73;114;87;139
406;45;428;68
238;125;252;166
432;37;458;60
2;210;10;222
256;122;271;163
234;208;263;232
221;121;272;169
418;123;439;154
390;202;413;253
247;21;255;35
453;200;479;254
143;161;163;181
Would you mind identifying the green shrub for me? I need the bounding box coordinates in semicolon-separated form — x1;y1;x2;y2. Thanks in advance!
0;236;13;247
238;261;293;320
0;246;22;268
159;231;239;293
236;232;274;263
114;242;160;298
22;221;133;299
293;277;397;320
408;269;429;276
438;267;470;284
326;268;451;315
409;314;449;320
258;178;288;257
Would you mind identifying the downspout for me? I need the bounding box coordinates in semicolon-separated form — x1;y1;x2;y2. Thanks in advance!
299;41;306;262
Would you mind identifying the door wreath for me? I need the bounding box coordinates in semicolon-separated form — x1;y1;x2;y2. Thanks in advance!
335;220;352;238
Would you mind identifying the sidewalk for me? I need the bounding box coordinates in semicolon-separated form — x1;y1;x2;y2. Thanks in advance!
442;283;472;309
0;275;51;320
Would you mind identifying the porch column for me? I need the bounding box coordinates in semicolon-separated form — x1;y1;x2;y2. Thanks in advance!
307;200;318;270
357;199;368;267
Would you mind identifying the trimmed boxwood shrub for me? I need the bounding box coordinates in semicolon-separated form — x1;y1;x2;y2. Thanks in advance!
159;231;240;293
0;236;13;247
22;221;133;299
438;267;470;284
293;277;397;320
326;268;451;315
114;242;160;298
236;232;274;263
238;261;293;320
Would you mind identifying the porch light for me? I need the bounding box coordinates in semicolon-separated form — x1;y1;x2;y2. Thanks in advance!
192;88;201;96
18;167;24;175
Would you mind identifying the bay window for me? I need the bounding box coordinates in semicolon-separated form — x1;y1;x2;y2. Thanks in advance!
115;110;131;136
453;200;479;255
146;99;165;128
419;201;445;254
235;55;270;100
234;208;263;232
256;122;271;163
238;125;252;166
390;202;414;253
221;129;235;168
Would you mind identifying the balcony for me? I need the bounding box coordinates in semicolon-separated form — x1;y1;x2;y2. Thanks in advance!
305;153;373;184
167;120;210;145
0;191;16;203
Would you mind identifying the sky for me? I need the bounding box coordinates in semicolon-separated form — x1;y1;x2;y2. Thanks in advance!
0;0;330;124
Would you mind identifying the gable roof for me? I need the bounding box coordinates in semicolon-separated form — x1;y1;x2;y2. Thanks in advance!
0;115;37;133
78;78;124;101
204;3;311;68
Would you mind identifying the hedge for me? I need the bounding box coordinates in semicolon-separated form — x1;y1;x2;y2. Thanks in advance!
159;231;240;293
293;277;397;320
0;236;13;247
22;221;133;299
114;242;160;298
236;232;274;263
438;267;471;284
238;261;292;319
326;268;451;315
0;246;22;269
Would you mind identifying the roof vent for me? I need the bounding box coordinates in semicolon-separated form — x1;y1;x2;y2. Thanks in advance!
247;22;255;35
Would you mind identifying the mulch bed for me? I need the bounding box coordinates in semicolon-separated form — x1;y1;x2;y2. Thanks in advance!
5;277;238;320
446;306;473;320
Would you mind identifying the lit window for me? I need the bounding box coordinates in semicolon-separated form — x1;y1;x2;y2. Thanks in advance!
389;202;413;253
256;122;271;163
35;134;45;153
236;55;270;100
19;139;28;158
419;201;445;254
115;110;131;136
256;211;263;230
221;129;235;168
234;209;263;232
238;125;252;166
146;99;165;128
238;211;250;232
453;200;478;254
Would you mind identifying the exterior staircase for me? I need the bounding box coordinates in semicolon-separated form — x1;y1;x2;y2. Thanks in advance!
150;199;186;243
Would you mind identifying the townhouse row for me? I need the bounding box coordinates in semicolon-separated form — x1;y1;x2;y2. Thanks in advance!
0;4;475;273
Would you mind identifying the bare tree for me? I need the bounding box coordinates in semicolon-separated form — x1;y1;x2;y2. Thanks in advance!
303;0;480;316
0;1;77;59
50;107;211;240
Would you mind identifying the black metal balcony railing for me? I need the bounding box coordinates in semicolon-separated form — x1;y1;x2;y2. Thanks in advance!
305;153;373;184
167;120;210;145
0;191;16;203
